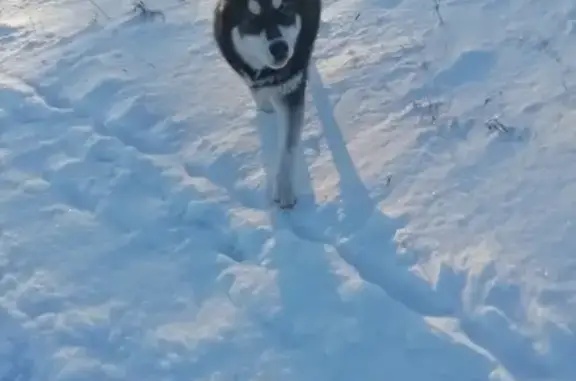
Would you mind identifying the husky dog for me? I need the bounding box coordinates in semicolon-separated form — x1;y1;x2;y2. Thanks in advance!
213;0;321;209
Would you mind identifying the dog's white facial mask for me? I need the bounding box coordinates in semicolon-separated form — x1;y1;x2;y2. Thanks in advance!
232;15;301;70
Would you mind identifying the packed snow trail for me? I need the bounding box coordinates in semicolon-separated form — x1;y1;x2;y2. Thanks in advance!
1;0;576;380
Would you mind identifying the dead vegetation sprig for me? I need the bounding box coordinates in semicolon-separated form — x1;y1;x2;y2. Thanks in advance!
132;1;165;22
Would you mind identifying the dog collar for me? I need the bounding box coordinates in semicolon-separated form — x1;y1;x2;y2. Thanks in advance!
247;69;304;94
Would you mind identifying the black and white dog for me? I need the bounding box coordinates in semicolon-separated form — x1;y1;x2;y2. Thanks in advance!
213;0;321;209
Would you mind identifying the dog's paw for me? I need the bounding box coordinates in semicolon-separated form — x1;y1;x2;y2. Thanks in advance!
272;179;297;210
274;196;297;209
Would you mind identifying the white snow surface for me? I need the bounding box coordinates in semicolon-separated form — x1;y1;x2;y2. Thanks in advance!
1;0;576;379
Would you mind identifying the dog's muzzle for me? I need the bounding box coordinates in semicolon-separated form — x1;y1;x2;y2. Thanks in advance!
269;40;290;67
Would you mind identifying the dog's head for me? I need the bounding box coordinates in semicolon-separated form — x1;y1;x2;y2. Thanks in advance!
230;0;301;70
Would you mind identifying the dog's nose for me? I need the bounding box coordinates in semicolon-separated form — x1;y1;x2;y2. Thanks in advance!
269;40;289;62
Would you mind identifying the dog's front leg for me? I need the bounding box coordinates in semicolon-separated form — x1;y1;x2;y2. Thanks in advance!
272;87;305;209
250;88;274;114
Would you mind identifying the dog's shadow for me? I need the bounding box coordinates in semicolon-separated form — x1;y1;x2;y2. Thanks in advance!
254;64;464;318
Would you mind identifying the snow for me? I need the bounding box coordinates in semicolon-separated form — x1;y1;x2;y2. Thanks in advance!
1;0;576;379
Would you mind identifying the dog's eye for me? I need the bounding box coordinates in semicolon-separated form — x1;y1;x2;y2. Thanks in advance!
240;10;262;34
277;3;295;16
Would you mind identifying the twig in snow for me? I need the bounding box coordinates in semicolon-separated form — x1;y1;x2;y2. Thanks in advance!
412;98;442;124
485;117;510;133
28;15;37;34
535;38;570;91
86;0;111;20
432;0;445;25
482;90;504;108
132;1;166;22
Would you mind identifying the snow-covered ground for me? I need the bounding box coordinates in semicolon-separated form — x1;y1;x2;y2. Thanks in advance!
1;0;576;379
